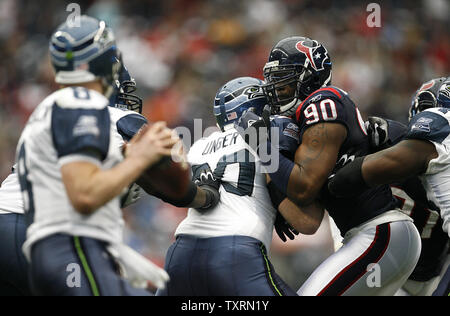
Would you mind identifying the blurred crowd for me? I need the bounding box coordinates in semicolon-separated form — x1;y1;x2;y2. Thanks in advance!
0;0;448;289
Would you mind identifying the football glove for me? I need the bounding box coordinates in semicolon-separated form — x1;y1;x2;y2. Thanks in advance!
120;183;141;208
365;116;389;150
194;167;221;210
236;105;271;152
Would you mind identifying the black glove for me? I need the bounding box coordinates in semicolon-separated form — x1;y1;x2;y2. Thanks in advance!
274;211;299;242
365;116;389;150
193;166;221;210
120;183;141;208
236;105;271;152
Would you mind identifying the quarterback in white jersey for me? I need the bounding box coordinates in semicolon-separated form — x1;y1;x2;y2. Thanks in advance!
0;60;146;296
15;15;180;296
157;77;301;296
18;87;142;258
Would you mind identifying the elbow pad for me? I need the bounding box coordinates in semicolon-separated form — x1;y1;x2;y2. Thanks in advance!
328;157;370;198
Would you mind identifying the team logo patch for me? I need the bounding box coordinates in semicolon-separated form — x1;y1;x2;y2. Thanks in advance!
411;117;433;133
295;41;329;71
73;115;100;137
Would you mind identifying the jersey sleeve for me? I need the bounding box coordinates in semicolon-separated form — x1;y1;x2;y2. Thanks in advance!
385;119;408;147
51;103;111;162
270;116;300;160
116;113;148;142
295;87;348;136
405;110;450;144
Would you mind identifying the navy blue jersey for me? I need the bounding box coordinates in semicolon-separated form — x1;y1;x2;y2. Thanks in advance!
270;115;300;160
294;86;397;235
116;113;147;142
382;118;449;281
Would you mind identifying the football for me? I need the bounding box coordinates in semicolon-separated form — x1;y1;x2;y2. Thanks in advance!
140;155;192;200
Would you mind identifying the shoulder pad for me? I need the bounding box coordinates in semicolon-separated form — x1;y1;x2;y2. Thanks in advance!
406;109;450;144
116;113;148;142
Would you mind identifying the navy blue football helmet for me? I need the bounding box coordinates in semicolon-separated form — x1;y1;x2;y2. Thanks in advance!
214;77;268;132
110;56;143;113
49;15;121;98
408;77;449;121
437;77;450;109
262;36;332;117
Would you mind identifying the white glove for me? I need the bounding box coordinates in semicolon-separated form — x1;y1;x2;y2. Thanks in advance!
120;183;141;208
107;243;170;289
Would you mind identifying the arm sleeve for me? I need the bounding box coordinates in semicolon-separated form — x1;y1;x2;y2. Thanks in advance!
51;103;111;162
270;116;300;161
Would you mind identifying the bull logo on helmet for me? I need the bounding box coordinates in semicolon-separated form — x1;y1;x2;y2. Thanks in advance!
295;41;329;71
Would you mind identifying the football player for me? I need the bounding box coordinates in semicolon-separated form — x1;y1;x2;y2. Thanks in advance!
14;15;218;296
0;47;146;296
330;77;450;296
242;36;421;296
156;77;319;296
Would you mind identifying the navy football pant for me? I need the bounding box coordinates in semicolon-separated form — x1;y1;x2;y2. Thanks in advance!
433;265;450;296
0;213;30;296
29;234;151;296
156;235;297;296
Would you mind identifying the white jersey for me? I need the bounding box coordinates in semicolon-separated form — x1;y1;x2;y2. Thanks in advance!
0;107;146;217
175;128;277;251
0;165;24;215
407;107;450;237
16;87;146;259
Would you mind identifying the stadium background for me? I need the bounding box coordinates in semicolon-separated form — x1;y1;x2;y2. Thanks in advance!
0;0;448;290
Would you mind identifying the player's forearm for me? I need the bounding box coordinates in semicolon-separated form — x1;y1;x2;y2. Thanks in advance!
329;139;437;198
278;198;324;235
362;139;435;186
187;186;220;210
286;164;322;206
62;157;148;215
265;150;317;207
